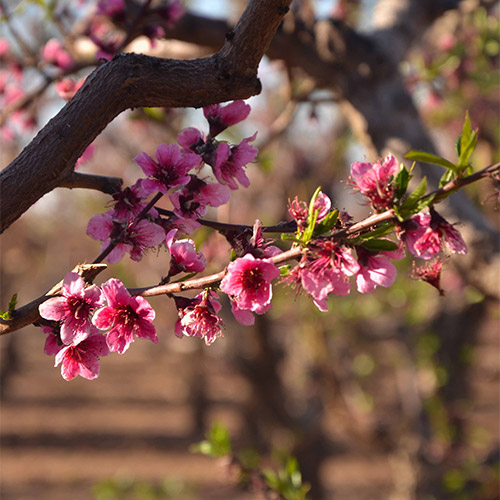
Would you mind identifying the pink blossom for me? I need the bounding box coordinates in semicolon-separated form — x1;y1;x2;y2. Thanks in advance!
355;243;404;293
166;229;206;275
39;272;105;345
87;212;165;263
134;143;200;194
93;279;158;354
109;181;149;219
41;325;63;356
212;134;257;190
287;240;360;311
288;191;332;229
351;154;399;211
402;210;467;260
203;100;251;137
174;291;222;345
230;298;257;326
41;38;74;70
55;78;85;101
177;127;206;153
169;176;230;219
411;259;444;295
55;328;109;381
220;254;280;314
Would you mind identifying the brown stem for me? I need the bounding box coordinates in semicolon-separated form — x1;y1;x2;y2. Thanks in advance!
59;172;123;194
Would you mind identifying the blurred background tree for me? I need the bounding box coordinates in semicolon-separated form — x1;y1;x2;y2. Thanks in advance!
0;0;498;499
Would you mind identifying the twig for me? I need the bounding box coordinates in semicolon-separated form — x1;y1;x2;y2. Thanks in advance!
60;172;123;194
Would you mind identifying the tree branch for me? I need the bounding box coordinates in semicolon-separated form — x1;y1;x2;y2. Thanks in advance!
59;172;123;193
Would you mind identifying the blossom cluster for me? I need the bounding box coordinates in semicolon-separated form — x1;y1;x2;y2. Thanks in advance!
86;100;257;266
39;273;157;381
36;97;469;381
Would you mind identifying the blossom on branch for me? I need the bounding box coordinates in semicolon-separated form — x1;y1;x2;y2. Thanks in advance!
220;254;280;315
203;100;251;138
169;176;230;219
411;259;444;295
350;154;399;211
54;327;109;381
288;191;332;229
39;272;105;345
355;244;404;293
166;229;207;275
174;291;223;345
134;143;200;194
401;210;467;260
87;212;165;263
93;278;158;354
286;240;360;312
211;134;258;190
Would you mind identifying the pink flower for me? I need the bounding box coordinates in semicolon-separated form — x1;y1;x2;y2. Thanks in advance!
288;191;332;229
55;328;109;381
287;240;360;311
41;325;63;356
93;279;158;354
134;143;200;194
203;100;251;137
355;243;404;293
41;38;74;70
169;176;230;219
212;134;257;190
166;229;206;275
55;78;85;101
229;299;256;326
174;291;222;345
39;272;105;345
402;210;467;260
351;154;399;211
220;254;280;314
87;212;165;263
108;180;158;220
177;127;206;153
411;259;444;295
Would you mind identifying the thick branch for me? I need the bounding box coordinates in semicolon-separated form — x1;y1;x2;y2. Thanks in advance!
0;0;292;233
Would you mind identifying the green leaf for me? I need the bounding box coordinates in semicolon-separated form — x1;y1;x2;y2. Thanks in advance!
0;294;18;320
279;265;291;277
439;169;455;188
190;421;231;457
361;239;399;252
456;111;478;172
399;177;428;213
313;210;338;236
414;193;436;212
394;164;411;200
359;224;394;239
404;150;458;174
